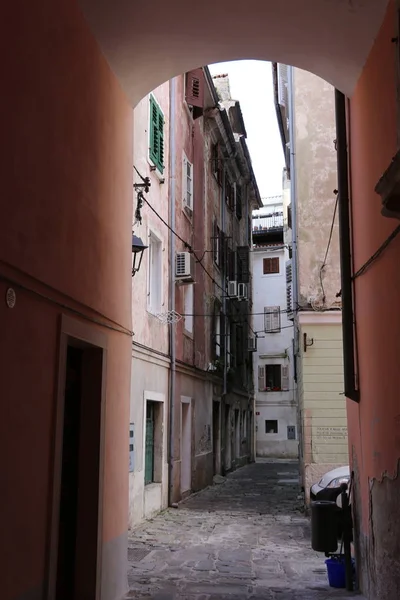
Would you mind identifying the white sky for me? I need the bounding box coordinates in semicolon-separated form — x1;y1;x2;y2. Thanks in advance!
209;60;284;202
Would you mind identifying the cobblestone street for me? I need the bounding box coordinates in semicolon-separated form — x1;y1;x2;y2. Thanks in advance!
126;461;363;599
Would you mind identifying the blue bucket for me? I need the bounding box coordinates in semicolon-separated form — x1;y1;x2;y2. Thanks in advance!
325;557;346;588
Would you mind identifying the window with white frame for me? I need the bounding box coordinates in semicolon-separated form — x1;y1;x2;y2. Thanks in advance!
183;153;193;211
258;363;289;391
184;284;194;333
264;306;281;333
215;313;221;357
147;231;162;313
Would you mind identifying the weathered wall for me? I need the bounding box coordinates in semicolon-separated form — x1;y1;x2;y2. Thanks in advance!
130;83;170;526
253;238;297;458
348;1;400;597
0;1;133;598
294;69;340;310
297;314;347;502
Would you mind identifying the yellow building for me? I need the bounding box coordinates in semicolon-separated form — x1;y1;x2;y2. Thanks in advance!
297;313;347;502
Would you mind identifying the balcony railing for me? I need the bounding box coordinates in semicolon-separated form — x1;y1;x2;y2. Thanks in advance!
252;213;284;231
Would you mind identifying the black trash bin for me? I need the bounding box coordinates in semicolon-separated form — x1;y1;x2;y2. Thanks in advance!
311;500;338;553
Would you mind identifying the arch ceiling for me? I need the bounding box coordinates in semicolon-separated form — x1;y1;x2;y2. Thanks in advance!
79;0;389;105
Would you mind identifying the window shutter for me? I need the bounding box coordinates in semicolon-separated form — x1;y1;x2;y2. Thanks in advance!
258;365;265;391
185;69;204;108
182;154;193;210
149;96;164;173
237;246;250;283
281;364;289;391
264;307;272;332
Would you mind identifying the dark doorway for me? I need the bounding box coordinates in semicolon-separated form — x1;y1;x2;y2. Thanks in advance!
212;401;220;475
55;340;104;599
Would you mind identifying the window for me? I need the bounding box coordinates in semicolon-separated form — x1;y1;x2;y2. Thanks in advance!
144;400;163;485
148;231;162;313
183;154;193;211
213;221;223;268
237;246;250;283
264;306;281;333
258;364;289;391
149;96;164;173
236;185;242;220
263;257;280;274
184;284;194;334
225;177;235;210
287;425;296;440
212;144;222;185
215;313;221;357
265;420;278;434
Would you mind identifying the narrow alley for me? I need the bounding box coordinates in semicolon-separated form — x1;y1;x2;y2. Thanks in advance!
126;461;363;599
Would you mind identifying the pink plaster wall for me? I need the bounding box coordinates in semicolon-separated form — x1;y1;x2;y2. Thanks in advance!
0;1;132;598
348;0;398;530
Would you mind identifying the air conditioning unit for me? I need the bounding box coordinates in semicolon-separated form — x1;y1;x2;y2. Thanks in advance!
175;252;195;283
248;337;257;352
227;280;238;298
238;282;248;300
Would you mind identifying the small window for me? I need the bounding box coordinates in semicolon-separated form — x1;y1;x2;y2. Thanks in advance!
183;154;193;212
148;231;162;313
213;221;223;268
236;185;243;220
149;96;164;174
263;257;280;274
212;144;222;185
287;425;296;440
265;420;278;434
265;364;281;391
184;284;194;334
264;306;281;333
225;177;235;211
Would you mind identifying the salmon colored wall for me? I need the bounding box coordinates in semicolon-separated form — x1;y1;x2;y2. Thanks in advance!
0;1;132;598
348;0;398;530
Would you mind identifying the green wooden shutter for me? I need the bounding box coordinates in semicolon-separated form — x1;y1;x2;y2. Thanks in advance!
144;404;154;485
149;97;164;173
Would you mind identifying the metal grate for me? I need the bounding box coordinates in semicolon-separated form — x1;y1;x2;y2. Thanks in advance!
128;547;152;562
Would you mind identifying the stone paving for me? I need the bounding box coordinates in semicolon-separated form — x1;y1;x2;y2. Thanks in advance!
126;460;364;599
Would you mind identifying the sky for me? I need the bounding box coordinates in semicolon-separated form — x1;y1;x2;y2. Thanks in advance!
209;60;285;203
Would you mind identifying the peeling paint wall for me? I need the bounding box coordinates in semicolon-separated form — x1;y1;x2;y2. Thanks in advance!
294;69;341;311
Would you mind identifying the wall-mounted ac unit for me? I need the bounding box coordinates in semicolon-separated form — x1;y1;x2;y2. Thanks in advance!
175;252;195;283
248;337;257;352
238;282;248;300
227;280;237;298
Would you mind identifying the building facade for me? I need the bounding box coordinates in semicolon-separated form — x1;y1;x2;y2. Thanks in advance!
252;197;298;458
3;2;400;599
129;69;261;521
274;64;348;502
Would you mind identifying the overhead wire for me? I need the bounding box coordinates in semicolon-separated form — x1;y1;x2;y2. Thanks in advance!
134;172;258;336
319;192;339;305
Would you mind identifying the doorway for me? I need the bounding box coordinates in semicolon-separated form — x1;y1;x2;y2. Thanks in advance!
48;320;105;600
180;398;192;495
235;409;240;463
224;405;231;472
212;401;220;475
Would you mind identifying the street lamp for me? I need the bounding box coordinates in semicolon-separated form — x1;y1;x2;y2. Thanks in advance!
132;234;148;276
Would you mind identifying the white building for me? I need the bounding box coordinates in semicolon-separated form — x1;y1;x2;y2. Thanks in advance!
252;196;298;458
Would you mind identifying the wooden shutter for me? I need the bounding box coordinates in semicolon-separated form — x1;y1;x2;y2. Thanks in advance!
185;69;204;108
281;364;289;391
258;365;265;391
149;96;164;173
265;306;281;332
182;154;193;210
237;246;250;283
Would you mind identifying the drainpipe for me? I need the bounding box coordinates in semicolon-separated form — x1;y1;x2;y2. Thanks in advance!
334;90;359;402
287;66;302;464
222;166;227;399
287;66;299;313
168;77;177;505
